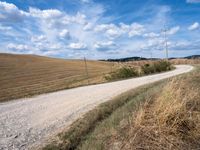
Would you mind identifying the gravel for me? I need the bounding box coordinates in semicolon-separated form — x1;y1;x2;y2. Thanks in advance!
0;65;193;150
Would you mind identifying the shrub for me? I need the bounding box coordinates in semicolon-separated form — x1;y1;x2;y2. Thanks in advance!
153;60;172;72
141;63;156;74
141;61;173;75
105;66;138;81
105;61;174;81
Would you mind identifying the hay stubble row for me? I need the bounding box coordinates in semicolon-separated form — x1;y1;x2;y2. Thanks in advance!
0;54;113;102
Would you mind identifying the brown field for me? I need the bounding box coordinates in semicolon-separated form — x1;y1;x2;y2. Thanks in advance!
0;53;114;102
1;53;199;102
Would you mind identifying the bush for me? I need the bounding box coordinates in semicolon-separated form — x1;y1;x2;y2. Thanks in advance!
141;61;173;75
105;66;138;81
105;61;174;81
141;63;156;74
153;60;172;72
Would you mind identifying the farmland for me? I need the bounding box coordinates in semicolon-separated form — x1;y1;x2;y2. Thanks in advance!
0;53;113;102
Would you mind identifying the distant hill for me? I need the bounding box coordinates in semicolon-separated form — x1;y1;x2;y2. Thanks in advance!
102;55;200;62
101;56;158;62
184;55;200;59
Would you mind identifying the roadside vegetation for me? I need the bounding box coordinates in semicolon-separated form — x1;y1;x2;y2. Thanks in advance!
43;79;167;150
78;66;200;150
43;66;199;150
105;60;174;81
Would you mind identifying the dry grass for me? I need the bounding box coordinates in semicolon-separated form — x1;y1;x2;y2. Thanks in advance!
0;53;114;102
71;66;200;150
43;79;166;150
114;66;200;150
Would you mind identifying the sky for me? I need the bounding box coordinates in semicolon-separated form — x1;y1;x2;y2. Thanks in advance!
0;0;199;59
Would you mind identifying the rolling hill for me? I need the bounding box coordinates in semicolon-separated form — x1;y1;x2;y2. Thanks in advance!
0;53;113;102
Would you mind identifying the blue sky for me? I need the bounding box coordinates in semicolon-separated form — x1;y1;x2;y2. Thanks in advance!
0;0;199;59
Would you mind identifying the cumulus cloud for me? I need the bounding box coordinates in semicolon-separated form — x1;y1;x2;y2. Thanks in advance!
29;7;63;19
128;23;145;37
94;23;145;39
188;22;199;30
94;41;116;50
166;26;180;35
7;43;29;51
0;1;28;22
0;1;198;59
143;32;160;38
31;35;47;42
68;42;87;50
59;29;70;39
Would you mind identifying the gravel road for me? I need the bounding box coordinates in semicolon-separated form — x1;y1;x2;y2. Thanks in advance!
0;65;193;150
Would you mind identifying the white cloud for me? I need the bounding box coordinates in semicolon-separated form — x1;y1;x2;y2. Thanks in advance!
80;0;91;3
94;41;116;50
29;7;63;19
0;24;12;30
188;22;199;30
83;22;93;30
0;1;28;22
0;1;198;59
68;42;87;50
7;43;29;51
31;35;46;42
166;26;180;35
94;24;122;39
128;23;145;37
59;29;70;39
143;32;160;38
186;0;200;3
94;23;145;39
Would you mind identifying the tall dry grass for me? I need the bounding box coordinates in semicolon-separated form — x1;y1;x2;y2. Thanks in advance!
121;68;200;150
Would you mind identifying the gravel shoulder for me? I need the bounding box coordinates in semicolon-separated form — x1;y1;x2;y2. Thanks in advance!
0;65;193;150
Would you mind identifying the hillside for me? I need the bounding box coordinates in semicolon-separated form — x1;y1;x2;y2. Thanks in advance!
102;55;200;62
0;53;112;102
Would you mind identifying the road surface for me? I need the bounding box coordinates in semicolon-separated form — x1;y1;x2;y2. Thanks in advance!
0;65;193;150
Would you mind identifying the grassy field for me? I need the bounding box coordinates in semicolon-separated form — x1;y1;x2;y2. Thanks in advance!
0;53;114;102
43;65;200;150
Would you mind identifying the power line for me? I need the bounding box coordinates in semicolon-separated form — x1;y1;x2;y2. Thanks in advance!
84;57;89;85
162;27;169;60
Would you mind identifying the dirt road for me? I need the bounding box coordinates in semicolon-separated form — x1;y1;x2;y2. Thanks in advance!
0;65;193;150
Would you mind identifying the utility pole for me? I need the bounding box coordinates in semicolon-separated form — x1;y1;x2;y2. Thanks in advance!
84;57;89;85
162;27;169;60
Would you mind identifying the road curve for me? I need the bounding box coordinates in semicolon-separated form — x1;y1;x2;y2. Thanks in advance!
0;65;193;150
